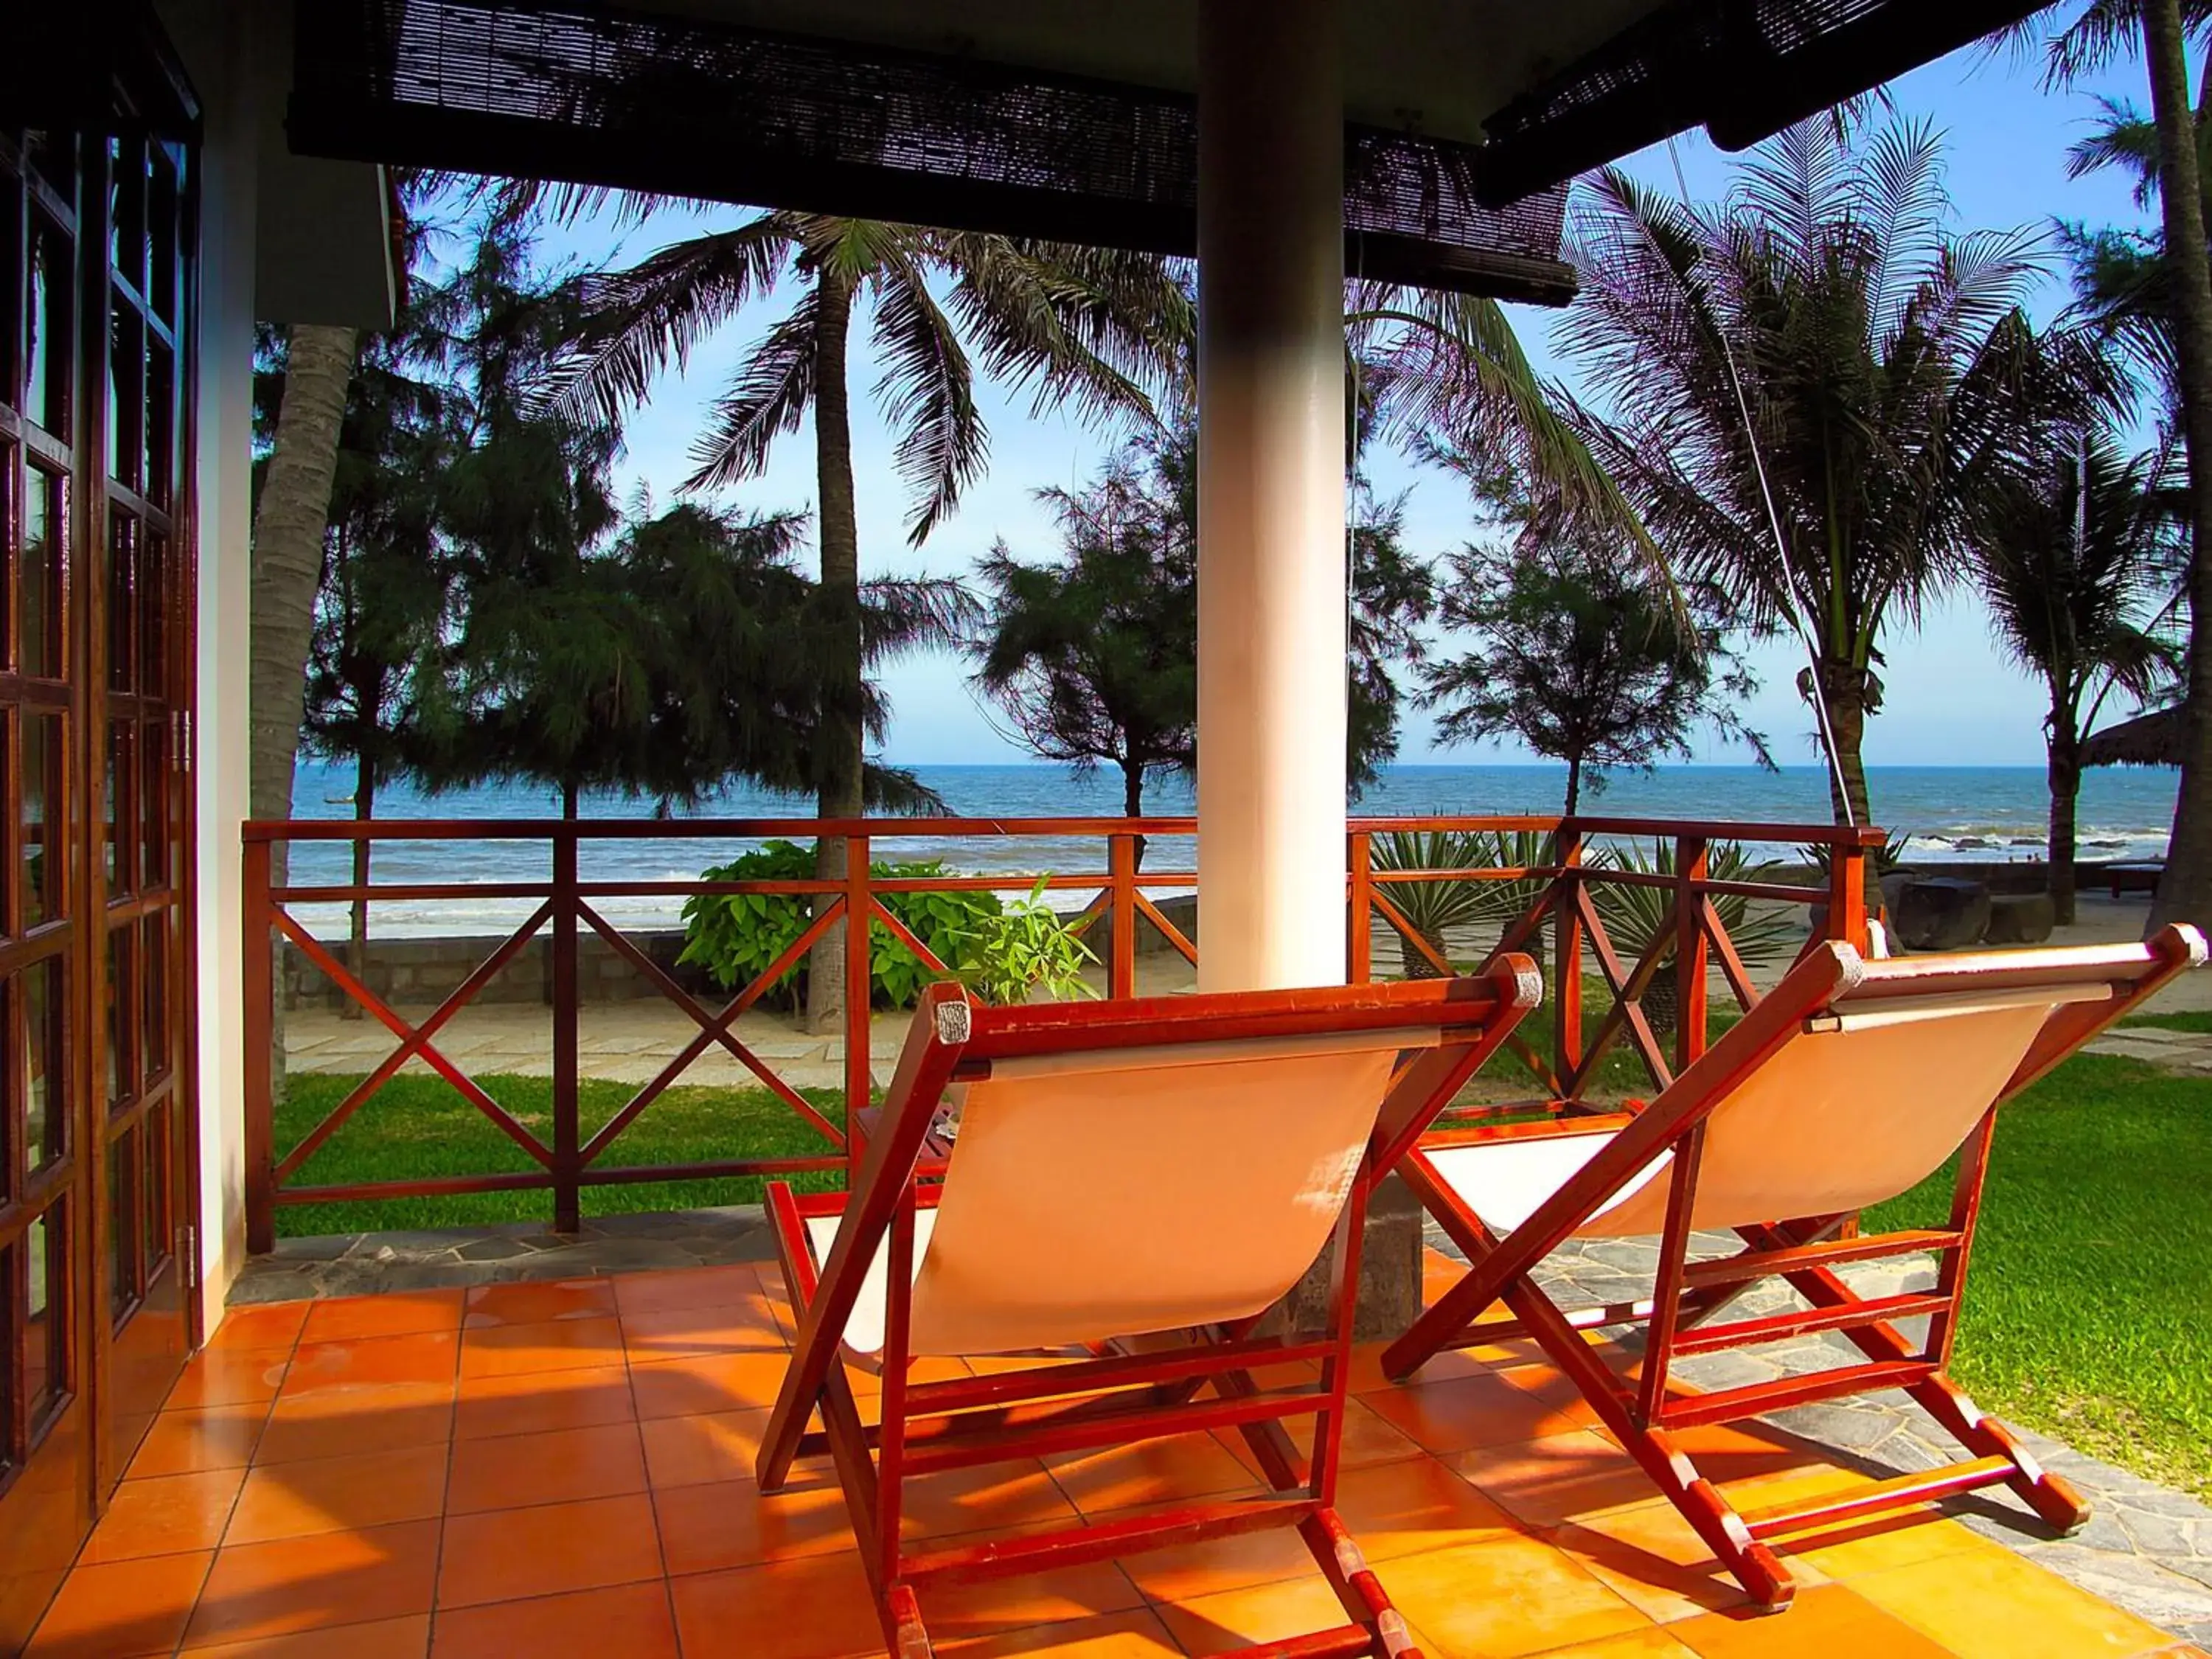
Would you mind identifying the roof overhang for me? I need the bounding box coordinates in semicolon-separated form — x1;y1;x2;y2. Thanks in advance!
279;0;2047;305
287;0;1579;302
2083;708;2186;770
157;0;401;330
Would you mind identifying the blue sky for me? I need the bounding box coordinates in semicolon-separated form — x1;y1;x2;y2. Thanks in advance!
532;32;2159;771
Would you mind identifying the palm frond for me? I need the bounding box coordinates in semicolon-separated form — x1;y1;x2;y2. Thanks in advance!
938;234;1193;428
681;288;821;493
1850;116;1950;348
865;250;987;544
547;216;795;427
1353;283;1639;540
2064;96;2163;208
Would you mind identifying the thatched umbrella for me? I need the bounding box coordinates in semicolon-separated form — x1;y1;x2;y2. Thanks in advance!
2081;707;2185;768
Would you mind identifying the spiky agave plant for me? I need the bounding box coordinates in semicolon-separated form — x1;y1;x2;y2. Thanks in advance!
1590;840;1801;1035
1366;828;1575;978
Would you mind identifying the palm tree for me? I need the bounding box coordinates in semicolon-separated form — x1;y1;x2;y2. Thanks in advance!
2011;1;2212;929
2058;97;2200;403
251;323;359;849
1969;428;2183;922
552;213;1192;1030
1347;281;1636;532
1554;118;2077;900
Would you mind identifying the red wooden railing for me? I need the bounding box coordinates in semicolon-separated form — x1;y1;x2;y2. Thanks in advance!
240;815;1878;1247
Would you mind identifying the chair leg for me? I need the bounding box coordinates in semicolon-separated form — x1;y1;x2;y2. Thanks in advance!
1304;1508;1430;1658
1902;1370;2090;1534
884;1585;933;1659
1496;1276;1798;1613
1741;1231;2094;1539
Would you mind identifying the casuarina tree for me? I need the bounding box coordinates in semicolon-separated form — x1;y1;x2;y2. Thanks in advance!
549;212;1191;1029
1421;533;1771;814
443;498;967;818
970;435;1197;856
970;421;1432;860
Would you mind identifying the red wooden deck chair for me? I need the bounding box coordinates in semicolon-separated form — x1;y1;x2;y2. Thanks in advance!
1385;925;2208;1613
757;965;1542;1658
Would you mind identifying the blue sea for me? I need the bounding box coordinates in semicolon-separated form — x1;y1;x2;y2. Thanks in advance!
285;762;2182;939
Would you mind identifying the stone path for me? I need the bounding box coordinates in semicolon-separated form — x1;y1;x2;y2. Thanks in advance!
229;1206;779;1304
2085;1024;2212;1074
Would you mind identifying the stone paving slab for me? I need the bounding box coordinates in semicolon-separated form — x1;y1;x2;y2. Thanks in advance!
2087;1028;2212;1073
230;1205;779;1304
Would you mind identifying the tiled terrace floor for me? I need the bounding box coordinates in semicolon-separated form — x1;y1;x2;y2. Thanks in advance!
27;1259;2202;1659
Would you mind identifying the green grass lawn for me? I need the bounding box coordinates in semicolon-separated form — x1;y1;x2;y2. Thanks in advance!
2118;1009;2212;1034
1866;1052;2212;1497
274;1073;849;1237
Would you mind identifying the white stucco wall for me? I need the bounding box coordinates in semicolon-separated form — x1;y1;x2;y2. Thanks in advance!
187;5;261;1332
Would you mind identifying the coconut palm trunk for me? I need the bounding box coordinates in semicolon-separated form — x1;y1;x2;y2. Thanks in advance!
808;271;867;1034
251;321;358;1088
2143;0;2212;933
1809;662;1882;914
2048;705;2083;927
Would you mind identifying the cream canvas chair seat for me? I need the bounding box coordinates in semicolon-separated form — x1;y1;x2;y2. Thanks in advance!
756;967;1540;1658
1387;926;2208;1614
801;1024;1438;1359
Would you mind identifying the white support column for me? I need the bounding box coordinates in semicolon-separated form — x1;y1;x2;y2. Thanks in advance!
189;7;260;1329
1195;0;1347;992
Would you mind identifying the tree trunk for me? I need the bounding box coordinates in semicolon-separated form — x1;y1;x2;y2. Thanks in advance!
2048;705;2081;929
2144;0;2212;934
250;322;358;1091
562;778;581;821
1562;755;1583;817
1121;758;1147;871
1812;661;1882;917
344;754;374;1021
1397;928;1450;980
807;273;866;1033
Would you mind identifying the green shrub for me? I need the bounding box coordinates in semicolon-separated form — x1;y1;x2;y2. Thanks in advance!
952;877;1098;1006
678;839;1001;1010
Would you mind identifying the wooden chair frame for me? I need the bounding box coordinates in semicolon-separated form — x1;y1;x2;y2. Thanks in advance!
758;966;1542;1658
1382;926;2207;1613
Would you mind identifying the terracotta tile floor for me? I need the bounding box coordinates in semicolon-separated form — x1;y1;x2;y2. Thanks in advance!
26;1259;2201;1659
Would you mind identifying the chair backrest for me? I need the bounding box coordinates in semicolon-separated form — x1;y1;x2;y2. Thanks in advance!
908;1025;1425;1353
815;966;1537;1358
1574;930;2205;1238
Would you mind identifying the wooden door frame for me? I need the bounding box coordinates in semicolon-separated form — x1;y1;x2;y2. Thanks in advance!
75;53;205;1497
0;29;203;1646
